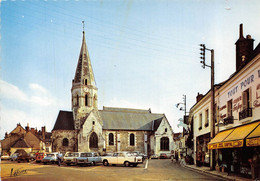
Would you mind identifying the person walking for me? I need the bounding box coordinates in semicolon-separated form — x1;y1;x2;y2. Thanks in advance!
57;152;62;166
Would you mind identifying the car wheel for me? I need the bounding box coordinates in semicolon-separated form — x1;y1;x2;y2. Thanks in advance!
124;161;130;167
91;161;95;166
103;160;109;166
66;163;71;166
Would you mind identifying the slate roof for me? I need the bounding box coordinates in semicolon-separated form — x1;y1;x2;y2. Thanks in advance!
11;138;31;148
52;111;75;131
53;108;165;131
100;107;164;131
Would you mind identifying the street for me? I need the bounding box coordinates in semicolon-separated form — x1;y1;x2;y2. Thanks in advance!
1;159;227;181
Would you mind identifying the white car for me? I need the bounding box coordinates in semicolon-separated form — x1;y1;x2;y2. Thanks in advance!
63;152;82;166
102;152;143;167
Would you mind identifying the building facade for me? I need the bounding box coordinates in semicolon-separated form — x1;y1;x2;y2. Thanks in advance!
189;24;260;178
52;30;174;156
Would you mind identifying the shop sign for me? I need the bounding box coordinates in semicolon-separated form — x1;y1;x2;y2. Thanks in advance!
246;137;260;147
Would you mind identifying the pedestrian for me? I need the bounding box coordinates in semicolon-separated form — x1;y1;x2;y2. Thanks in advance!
57;152;62;166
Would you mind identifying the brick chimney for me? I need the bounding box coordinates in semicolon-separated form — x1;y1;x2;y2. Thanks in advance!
25;123;29;132
235;24;254;71
41;126;46;141
196;92;204;103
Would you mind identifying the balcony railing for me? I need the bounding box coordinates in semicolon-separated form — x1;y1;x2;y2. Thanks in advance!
223;116;234;125
239;108;252;120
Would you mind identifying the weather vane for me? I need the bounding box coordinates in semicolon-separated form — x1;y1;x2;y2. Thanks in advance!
82;21;85;32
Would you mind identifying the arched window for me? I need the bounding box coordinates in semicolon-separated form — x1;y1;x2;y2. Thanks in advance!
130;133;135;146
85;95;88;106
76;95;79;106
160;137;169;151
63;138;69;146
89;132;98;148
109;133;114;145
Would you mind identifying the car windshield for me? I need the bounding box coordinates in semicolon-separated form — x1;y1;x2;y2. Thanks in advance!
47;154;55;157
65;152;79;157
80;153;92;157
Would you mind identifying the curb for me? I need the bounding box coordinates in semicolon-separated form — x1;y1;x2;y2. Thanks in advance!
183;165;235;181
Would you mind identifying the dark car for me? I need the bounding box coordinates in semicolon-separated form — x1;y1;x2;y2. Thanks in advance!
15;149;30;162
159;153;168;159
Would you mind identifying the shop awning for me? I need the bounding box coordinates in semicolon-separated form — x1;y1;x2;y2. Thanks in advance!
208;129;234;150
246;122;260;147
208;121;260;150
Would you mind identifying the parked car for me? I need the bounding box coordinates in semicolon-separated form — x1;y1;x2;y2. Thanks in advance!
16;149;30;162
29;152;36;161
63;152;81;166
1;154;10;160
159;153;168;159
36;152;46;163
102;152;143;167
77;152;102;166
150;154;159;159
10;153;19;161
42;152;59;165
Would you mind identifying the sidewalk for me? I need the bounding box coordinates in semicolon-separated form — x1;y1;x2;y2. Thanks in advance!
183;164;253;181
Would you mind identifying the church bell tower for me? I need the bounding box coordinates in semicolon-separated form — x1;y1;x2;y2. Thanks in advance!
72;24;98;130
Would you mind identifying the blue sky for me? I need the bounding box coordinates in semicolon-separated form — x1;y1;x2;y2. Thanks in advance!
1;0;260;139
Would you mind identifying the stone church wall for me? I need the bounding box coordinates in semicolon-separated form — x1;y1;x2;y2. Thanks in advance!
103;130;149;153
52;130;77;152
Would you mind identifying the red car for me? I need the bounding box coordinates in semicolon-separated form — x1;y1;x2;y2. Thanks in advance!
36;152;46;163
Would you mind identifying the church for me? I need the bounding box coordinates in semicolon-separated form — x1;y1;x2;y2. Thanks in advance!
51;30;174;157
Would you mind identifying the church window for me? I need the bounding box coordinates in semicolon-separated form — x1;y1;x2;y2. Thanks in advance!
63;138;69;147
130;133;135;146
109;133;114;145
165;128;167;132
85;79;87;85
160;137;169;151
85;95;88;106
89;132;98;148
76;95;79;106
93;121;95;125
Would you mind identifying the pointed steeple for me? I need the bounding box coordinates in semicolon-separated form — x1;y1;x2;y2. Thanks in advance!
73;30;96;87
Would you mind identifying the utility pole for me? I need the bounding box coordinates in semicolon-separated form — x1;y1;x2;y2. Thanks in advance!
200;44;215;170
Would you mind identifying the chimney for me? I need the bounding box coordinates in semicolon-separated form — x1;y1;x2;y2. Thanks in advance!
196;92;204;103
42;126;46;141
25;123;29;132
235;24;254;71
5;132;8;139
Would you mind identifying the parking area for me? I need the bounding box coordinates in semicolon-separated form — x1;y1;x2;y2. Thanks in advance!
1;159;227;181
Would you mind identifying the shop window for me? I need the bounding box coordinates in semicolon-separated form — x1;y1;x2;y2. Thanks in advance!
199;113;202;130
205;109;209;127
160;137;169;150
109;133;114;145
89;132;98;148
62;138;69;146
130;133;135;146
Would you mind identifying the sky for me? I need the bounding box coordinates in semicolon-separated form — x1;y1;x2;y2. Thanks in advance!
1;0;260;139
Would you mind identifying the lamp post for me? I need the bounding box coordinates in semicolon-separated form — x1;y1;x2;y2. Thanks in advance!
200;44;215;170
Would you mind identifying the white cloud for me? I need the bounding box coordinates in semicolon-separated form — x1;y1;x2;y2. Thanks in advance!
0;79;56;106
0;79;28;102
29;83;48;94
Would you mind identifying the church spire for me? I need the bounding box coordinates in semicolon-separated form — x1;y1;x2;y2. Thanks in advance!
73;22;96;87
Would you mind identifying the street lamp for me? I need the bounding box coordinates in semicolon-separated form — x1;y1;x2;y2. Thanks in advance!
199;44;215;170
